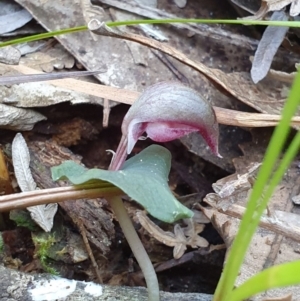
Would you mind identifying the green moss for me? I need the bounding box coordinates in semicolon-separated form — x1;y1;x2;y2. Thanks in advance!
10;210;39;231
32;233;59;275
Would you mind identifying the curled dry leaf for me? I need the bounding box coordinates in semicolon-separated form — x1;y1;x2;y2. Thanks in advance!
12;133;57;232
80;0;107;42
137;211;209;259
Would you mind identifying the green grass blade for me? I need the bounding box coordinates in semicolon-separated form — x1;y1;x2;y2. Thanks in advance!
223;128;300;301
229;261;300;301
106;18;300;28
262;130;300;208
213;71;300;301
0;26;87;47
1;19;300;48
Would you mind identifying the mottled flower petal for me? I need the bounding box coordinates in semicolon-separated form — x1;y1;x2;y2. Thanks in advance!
122;82;220;156
109;82;221;171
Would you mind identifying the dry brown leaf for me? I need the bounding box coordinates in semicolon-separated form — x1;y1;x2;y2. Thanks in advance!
88;21;293;117
80;0;107;42
12;133;57;232
26;203;58;233
21;44;75;72
262;293;292;301
80;0;107;24
16;0;294;118
265;0;293;11
12;133;36;192
202;130;300;300
136;211;208;259
182;218;207;249
0;148;13;195
212;162;260;201
15;0;177;101
0;4;32;35
0;46;21;65
204;199;300;243
110;9;149;67
290;0;300;16
0;103;45;131
246;0;300;19
251;11;289;84
268;69;296;84
98;0;259;49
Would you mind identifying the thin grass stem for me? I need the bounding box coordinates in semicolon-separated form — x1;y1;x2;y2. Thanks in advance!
213;71;300;301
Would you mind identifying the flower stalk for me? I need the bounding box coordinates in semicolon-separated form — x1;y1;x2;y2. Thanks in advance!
107;81;220;301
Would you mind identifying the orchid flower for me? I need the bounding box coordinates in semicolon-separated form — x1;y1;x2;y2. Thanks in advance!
109;82;220;171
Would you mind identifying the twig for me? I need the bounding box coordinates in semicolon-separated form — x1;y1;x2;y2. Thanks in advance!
77;218;104;283
213;107;297;127
0;184;121;211
9;64;300;129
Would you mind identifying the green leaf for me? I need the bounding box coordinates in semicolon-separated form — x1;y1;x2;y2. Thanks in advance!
230;261;300;301
51;145;193;223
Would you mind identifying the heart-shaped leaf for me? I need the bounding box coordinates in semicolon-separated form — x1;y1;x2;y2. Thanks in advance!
51;145;193;223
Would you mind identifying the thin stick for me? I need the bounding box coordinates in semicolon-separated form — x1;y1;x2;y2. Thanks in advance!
77;218;104;283
213;107;298;127
109;196;160;301
9;64;300;129
0;184;121;211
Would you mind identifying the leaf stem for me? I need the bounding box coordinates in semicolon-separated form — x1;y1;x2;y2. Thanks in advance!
109;135;129;170
108;196;160;301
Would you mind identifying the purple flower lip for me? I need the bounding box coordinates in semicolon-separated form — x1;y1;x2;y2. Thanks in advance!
110;82;221;171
